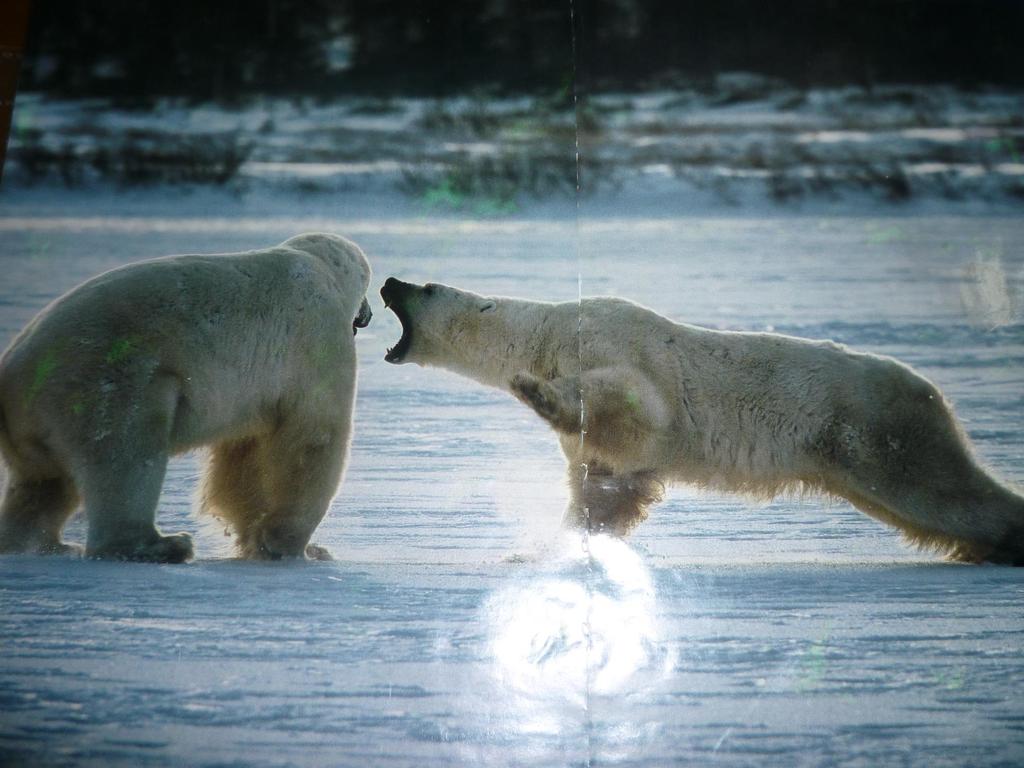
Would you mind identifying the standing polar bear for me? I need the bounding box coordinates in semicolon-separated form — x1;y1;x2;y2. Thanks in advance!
0;233;372;562
381;277;1024;565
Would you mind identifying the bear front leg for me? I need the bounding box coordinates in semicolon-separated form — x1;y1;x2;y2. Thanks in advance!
510;372;582;433
563;462;665;536
238;422;348;560
512;367;670;462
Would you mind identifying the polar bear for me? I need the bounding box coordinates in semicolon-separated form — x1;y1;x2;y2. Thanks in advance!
0;233;372;562
380;277;1024;565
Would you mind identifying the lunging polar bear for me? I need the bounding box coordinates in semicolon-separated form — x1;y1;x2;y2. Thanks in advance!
0;234;372;562
381;278;1024;564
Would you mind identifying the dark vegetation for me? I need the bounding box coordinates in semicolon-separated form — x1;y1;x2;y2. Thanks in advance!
22;0;1024;102
12;2;1024;204
11;83;1024;206
15;129;250;186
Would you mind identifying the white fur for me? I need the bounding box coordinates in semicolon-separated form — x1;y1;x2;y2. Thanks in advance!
0;233;371;561
385;282;1024;563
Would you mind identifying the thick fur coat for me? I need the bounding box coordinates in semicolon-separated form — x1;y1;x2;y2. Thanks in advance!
381;278;1024;564
0;233;372;561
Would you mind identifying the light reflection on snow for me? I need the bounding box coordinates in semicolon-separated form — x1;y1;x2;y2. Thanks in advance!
961;252;1018;329
484;533;675;737
244;160;411;177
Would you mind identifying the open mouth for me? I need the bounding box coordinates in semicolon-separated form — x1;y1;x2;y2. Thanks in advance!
380;278;413;363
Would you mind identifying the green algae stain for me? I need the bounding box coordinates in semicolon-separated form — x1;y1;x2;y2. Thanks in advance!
310;342;332;367
106;335;141;364
67;386;99;417
624;390;641;414
25;349;59;406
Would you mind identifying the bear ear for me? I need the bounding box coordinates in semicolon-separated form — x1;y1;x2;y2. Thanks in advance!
479;300;497;313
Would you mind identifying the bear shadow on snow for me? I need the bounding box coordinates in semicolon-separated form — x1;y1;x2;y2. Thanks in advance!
0;233;372;562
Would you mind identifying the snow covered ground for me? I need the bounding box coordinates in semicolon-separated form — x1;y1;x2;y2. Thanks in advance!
7;78;1024;210
2;140;1024;764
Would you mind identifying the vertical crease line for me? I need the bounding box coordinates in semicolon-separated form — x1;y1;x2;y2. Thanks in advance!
568;0;594;764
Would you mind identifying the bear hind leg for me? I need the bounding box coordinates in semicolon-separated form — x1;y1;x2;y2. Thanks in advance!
0;474;80;555
79;443;192;563
80;454;193;563
831;468;1023;565
75;373;193;562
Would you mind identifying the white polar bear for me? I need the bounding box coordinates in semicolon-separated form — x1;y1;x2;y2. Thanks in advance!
0;233;372;562
380;278;1024;565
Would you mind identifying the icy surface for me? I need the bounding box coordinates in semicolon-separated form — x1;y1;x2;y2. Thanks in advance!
1;197;1023;765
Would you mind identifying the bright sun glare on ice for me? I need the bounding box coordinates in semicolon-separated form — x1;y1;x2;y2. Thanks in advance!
486;533;676;714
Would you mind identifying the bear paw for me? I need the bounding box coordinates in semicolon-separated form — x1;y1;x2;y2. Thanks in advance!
90;532;194;563
304;542;334;561
511;373;562;424
249;524;316;560
39;541;85;557
147;533;194;563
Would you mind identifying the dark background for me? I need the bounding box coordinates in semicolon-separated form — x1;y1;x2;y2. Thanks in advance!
20;0;1024;102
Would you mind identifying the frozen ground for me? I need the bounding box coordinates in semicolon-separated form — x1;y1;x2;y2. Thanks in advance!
0;187;1023;766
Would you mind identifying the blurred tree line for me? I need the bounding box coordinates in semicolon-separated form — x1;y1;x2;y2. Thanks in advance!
21;0;1024;101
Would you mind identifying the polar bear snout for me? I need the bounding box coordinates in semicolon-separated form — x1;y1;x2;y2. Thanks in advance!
380;277;416;303
353;297;373;335
380;277;419;364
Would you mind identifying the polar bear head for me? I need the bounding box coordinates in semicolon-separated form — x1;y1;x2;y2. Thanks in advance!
379;277;497;367
284;233;373;333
